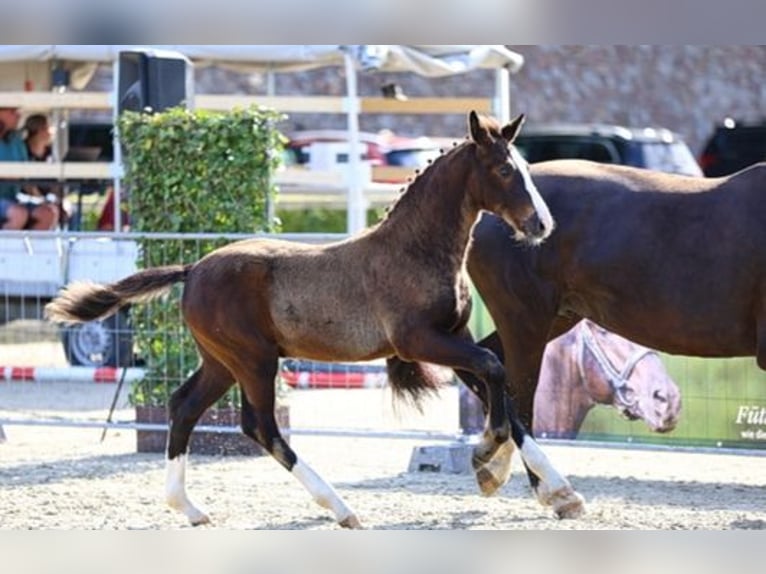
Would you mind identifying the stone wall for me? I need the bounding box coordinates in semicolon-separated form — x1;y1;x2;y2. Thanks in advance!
506;46;766;154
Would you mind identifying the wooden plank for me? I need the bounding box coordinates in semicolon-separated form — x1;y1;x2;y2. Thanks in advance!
371;165;416;183
0;162;113;179
360;97;492;114
274;166;345;188
196;95;346;114
0;92;491;116
0;91;111;110
0;162;402;209
0;92;349;114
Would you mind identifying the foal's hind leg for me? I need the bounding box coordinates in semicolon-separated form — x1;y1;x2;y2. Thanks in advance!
165;356;235;525
236;357;362;529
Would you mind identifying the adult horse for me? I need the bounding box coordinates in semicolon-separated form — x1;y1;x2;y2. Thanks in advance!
533;319;681;439
457;159;766;496
45;112;585;528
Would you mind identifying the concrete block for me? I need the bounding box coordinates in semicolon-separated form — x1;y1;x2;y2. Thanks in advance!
408;442;474;474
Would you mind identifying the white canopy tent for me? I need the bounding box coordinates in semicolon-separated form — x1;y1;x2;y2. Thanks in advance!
0;44;523;76
0;45;525;233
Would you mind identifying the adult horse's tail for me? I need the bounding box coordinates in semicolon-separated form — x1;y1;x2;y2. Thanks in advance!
386;357;450;407
45;265;191;324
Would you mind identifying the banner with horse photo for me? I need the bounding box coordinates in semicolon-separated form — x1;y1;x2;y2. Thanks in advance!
467;290;766;451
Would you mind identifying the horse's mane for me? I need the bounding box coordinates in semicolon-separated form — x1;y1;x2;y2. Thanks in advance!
376;138;471;225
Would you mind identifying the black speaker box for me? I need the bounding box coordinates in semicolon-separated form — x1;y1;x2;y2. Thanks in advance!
118;49;193;114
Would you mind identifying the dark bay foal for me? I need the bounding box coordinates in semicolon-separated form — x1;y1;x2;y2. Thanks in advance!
46;112;584;527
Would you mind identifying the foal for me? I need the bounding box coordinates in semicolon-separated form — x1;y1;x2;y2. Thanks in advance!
46;112;582;527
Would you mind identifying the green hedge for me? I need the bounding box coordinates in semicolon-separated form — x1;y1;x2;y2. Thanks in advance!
118;106;285;407
276;207;386;233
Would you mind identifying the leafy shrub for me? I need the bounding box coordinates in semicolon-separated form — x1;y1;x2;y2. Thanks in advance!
118;106;285;407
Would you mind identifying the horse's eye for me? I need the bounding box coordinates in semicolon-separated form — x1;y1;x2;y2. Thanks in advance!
499;164;513;177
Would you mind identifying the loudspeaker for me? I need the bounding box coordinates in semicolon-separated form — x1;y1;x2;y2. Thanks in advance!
117;49;194;114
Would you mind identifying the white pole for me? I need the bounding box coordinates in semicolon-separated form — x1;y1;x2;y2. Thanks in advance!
111;57;123;232
343;51;366;235
494;66;511;123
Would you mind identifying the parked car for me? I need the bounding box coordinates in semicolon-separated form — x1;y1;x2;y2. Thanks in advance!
513;123;703;176
284;129;447;182
698;118;766;177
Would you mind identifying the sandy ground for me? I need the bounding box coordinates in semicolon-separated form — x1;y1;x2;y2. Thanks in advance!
3;369;766;529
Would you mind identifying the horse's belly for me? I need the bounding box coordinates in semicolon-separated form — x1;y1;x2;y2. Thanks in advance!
273;305;391;361
592;303;756;358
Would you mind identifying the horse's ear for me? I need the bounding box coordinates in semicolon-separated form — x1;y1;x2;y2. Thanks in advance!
468;110;492;147
501;113;526;143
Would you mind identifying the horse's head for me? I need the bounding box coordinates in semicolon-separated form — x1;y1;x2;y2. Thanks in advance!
467;111;554;244
579;321;682;433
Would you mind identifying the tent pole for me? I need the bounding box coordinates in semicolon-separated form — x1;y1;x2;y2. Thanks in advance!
494;66;511;124
343;51;366;235
112;57;123;233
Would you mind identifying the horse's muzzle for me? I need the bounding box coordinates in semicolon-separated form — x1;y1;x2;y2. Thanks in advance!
520;213;550;242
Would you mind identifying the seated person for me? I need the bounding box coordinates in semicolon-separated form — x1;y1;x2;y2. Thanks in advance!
24;113;70;226
0;107;59;230
24;113;53;162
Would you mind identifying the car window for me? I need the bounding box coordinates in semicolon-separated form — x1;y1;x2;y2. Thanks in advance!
640;142;702;176
514;136;620;164
714;129;766;161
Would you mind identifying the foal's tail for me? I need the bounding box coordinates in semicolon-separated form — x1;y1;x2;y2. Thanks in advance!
386;357;451;408
45;265;191;324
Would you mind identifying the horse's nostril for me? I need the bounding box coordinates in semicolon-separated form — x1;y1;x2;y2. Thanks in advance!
653;390;668;403
525;215;545;237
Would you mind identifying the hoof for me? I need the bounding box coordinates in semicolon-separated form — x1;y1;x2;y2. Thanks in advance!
339;515;364;529
475;466;507;497
190;513;211;526
554;493;586;520
535;485;586;519
471;443;493;469
472;439;514;497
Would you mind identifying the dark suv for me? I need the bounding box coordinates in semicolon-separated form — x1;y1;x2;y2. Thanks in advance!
699;119;766;177
514;123;703;176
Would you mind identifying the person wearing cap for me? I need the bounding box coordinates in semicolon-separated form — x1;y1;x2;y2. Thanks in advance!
0;107;59;230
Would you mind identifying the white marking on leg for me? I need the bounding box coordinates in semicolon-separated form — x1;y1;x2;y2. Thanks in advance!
519;438;567;492
518;436;586;519
292;458;362;528
510;146;554;238
165;454;210;525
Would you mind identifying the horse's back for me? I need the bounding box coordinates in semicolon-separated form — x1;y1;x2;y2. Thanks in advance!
470;160;766;357
180;236;390;361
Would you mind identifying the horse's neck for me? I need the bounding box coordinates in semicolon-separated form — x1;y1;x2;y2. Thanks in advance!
377;148;478;270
